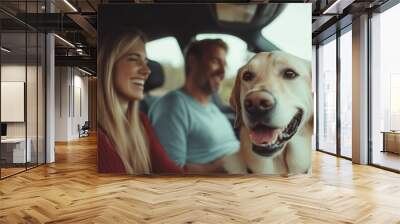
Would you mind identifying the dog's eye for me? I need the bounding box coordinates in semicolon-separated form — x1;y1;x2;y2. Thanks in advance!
242;71;255;82
283;69;298;80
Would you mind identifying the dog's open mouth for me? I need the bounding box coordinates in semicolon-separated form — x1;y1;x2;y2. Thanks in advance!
249;109;303;157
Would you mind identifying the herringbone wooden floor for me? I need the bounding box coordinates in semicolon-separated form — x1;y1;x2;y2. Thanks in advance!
1;134;400;224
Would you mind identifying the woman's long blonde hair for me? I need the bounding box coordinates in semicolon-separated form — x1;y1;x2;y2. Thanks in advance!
98;30;151;174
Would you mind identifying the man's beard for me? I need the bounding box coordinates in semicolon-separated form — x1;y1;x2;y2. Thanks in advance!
199;78;218;95
199;81;210;94
199;71;223;95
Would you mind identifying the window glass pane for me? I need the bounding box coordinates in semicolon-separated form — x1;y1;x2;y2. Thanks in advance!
38;32;45;164
0;1;46;178
371;4;400;171
27;31;38;169
340;29;352;158
318;37;337;154
1;31;28;177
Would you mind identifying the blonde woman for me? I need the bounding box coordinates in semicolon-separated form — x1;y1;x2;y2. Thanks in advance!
97;30;183;174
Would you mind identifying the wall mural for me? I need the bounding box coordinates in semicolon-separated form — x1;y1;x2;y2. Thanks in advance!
97;3;312;175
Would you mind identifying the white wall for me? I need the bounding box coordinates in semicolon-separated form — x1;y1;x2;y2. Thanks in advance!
55;67;69;141
71;73;89;138
55;67;89;141
1;65;38;137
1;66;26;138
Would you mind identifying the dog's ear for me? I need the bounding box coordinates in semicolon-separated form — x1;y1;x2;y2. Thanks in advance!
230;68;243;128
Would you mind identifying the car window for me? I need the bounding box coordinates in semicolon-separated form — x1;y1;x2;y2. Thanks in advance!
145;34;254;105
261;4;311;61
145;37;185;96
196;33;255;105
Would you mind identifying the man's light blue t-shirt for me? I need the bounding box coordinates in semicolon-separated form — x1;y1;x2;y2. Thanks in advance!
148;89;239;167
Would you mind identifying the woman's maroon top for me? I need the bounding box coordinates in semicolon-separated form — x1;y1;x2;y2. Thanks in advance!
97;112;183;174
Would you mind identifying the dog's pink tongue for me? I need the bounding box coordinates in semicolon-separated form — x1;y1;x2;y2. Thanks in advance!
249;128;279;145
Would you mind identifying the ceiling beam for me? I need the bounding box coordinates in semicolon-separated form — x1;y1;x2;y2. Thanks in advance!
55;55;96;69
52;0;97;46
322;0;356;14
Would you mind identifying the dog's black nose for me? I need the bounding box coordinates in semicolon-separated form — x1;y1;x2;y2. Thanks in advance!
244;91;275;116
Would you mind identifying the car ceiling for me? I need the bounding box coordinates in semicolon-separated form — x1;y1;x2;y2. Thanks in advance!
98;4;285;52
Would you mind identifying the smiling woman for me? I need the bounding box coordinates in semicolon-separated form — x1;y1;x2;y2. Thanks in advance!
114;51;150;102
97;30;184;175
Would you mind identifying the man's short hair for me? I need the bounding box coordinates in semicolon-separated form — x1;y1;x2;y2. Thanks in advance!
184;38;228;76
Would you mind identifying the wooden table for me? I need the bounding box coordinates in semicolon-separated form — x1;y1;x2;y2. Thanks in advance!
381;131;400;154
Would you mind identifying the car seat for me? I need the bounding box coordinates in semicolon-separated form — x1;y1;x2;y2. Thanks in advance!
140;59;165;114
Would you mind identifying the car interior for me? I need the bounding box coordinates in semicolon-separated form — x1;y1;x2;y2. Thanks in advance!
107;4;289;131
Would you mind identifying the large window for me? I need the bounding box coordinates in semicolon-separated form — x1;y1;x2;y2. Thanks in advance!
316;27;352;159
317;37;337;154
339;29;352;158
371;3;400;171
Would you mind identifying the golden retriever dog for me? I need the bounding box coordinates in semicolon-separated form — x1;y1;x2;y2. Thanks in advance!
229;51;313;175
